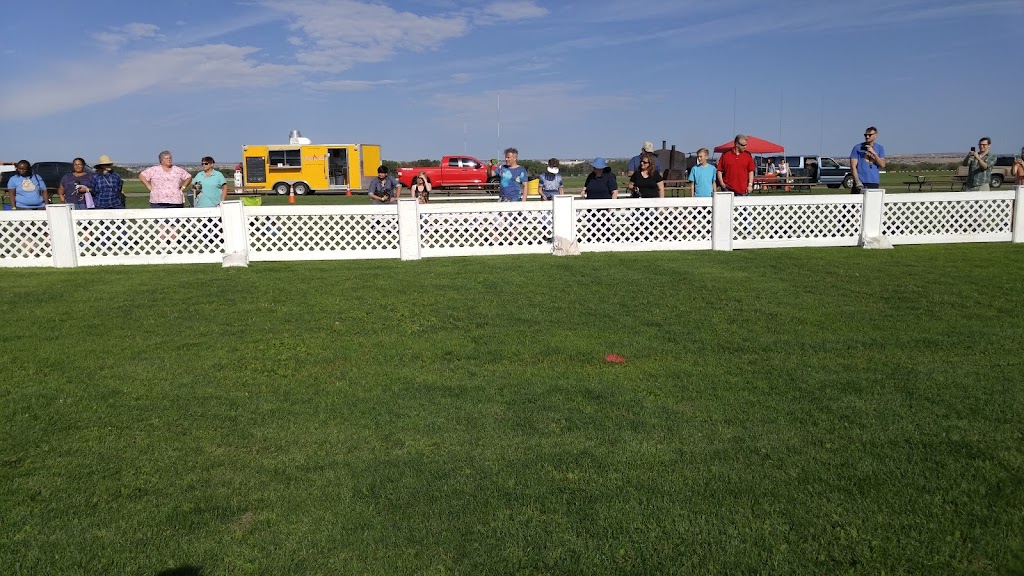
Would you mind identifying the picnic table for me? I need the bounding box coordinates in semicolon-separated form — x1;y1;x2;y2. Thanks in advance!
902;175;964;192
663;180;691;197
752;176;813;193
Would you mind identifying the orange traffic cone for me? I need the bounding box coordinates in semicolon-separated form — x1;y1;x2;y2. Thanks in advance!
288;186;296;204
346;188;351;196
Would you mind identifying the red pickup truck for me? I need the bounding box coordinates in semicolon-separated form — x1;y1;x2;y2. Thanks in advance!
396;156;495;189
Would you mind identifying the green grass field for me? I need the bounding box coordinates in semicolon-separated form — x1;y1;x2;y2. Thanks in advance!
2;245;1023;574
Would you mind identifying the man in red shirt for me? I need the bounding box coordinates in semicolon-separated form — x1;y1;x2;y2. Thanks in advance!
716;134;755;195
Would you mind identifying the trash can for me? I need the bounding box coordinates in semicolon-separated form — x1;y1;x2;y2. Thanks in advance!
527;177;539;198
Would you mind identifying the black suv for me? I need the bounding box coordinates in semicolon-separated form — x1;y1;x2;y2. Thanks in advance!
1;161;94;192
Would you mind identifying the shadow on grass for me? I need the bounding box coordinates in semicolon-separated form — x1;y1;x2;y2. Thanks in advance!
156;566;202;576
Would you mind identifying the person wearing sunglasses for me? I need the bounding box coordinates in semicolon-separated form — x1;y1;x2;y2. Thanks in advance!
192;157;228;207
850;126;886;194
628;152;665;198
716;135;755;195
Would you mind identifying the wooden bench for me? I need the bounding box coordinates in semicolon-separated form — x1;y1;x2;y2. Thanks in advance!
752;177;814;193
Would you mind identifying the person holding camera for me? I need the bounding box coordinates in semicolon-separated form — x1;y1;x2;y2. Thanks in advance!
962;138;994;192
368;165;401;204
192;156;228;208
849;126;886;194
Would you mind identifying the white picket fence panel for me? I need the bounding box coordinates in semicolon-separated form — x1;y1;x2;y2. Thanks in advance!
1;187;1021;268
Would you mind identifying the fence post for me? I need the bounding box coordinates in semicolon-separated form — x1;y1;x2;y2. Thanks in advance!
552;195;574;242
397;199;421;260
219;200;249;267
712;191;733;251
45;204;78;268
1013;186;1023;244
860;188;886;244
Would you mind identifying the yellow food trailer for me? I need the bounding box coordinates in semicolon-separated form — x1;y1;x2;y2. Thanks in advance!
240;139;381;195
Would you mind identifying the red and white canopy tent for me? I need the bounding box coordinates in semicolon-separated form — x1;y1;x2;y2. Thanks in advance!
713;136;784;154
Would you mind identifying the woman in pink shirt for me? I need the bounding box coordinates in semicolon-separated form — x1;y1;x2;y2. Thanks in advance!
139;150;192;207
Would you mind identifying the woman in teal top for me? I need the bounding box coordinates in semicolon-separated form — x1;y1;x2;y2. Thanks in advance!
192;156;228;207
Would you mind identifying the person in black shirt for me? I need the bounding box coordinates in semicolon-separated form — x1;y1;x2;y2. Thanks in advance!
582;157;618;199
627;152;664;198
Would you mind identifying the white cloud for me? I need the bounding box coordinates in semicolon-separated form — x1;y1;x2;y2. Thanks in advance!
93;22;164;51
263;0;469;73
304;79;404;91
479;1;549;22
0;45;298;120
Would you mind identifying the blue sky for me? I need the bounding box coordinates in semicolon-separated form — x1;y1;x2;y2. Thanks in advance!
3;0;1022;164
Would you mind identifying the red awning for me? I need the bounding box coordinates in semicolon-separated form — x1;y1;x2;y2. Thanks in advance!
713;136;784;154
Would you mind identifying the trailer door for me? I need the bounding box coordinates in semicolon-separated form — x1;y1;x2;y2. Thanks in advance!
327;148;349;189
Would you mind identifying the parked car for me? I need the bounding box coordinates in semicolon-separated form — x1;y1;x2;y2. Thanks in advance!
756;155;853;188
955;155;1016;188
396;156;494;189
1;161;94;193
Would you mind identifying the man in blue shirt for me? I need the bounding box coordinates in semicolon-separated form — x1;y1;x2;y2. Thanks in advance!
626;141;663;177
496;147;528;202
368;165;401;204
850;126;886;194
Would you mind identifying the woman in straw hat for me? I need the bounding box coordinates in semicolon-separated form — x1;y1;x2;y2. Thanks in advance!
91;155;125;209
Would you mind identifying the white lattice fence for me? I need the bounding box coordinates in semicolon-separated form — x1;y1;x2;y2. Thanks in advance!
575;198;714;251
0;211;52;267
418;202;553;257
732;196;863;249
74;209;224;266
883;191;1015;244
245;206;400;261
2;190;1021;268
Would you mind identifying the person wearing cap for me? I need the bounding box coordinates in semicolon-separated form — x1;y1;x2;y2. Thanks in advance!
91;155;125;209
626;141;663;177
582;158;618;199
539;158;564;200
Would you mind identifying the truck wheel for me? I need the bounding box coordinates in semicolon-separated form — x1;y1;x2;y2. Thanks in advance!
990;174;1003;188
293;182;310;195
273;182;290;195
842;174;854;189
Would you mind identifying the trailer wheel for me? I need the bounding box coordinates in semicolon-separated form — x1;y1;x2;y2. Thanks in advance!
273;182;290;195
293;182;310;195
